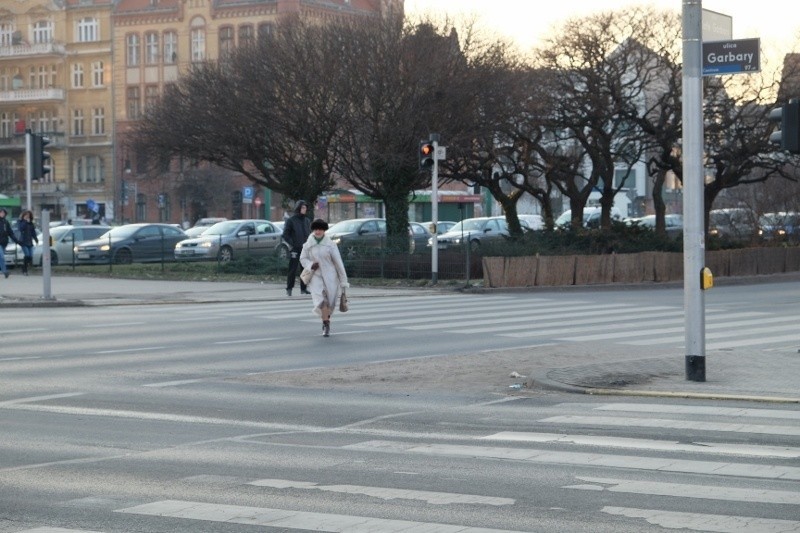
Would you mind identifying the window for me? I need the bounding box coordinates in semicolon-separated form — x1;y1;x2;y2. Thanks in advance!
33;20;53;44
36;65;48;89
72;63;84;88
219;26;233;60
76;17;98;42
72;109;84;136
0;23;13;46
145;32;159;64
90;61;104;87
0;70;8;91
163;31;177;63
0;158;15;183
127;86;140;119
144;85;159;114
74;155;104;183
91;107;104;135
0;113;11;138
191;28;205;62
39;110;54;133
126;34;140;66
258;22;273;44
238;25;253;47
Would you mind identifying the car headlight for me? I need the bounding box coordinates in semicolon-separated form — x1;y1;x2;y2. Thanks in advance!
332;237;341;245
200;241;214;248
454;238;462;245
427;237;433;246
100;244;110;252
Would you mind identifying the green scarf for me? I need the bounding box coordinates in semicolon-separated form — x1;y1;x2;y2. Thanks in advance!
314;235;324;244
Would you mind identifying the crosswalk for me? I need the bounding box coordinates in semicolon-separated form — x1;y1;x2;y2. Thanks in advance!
207;293;800;351
11;400;799;533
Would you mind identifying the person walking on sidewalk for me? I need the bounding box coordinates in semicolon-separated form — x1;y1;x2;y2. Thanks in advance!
0;208;20;279
282;200;311;296
17;210;38;276
300;219;349;337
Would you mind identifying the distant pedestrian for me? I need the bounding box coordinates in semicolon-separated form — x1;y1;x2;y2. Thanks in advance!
0;208;20;279
300;219;349;337
17;210;38;276
282;200;311;296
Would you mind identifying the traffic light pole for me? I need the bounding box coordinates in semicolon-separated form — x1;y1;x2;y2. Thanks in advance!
430;134;439;284
24;130;33;210
682;0;706;381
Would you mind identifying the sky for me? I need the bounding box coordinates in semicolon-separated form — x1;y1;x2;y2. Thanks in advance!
404;1;799;63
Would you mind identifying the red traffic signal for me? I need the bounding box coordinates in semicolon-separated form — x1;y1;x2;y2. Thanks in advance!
419;140;434;169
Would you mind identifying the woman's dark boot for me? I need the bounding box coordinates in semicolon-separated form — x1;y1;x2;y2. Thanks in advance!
22;257;28;276
322;320;330;337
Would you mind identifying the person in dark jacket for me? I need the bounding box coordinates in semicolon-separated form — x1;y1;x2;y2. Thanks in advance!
17;210;38;276
0;208;20;279
282;200;311;296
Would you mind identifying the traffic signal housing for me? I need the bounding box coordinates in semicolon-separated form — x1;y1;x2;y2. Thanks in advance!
419;140;434;169
31;133;52;180
769;100;800;154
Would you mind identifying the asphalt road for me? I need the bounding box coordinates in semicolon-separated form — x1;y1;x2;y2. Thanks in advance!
0;286;798;532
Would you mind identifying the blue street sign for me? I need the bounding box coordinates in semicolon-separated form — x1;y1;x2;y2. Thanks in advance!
242;186;254;204
702;38;760;76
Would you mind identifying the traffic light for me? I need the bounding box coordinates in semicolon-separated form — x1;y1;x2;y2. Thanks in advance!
31;133;52;180
769;99;800;154
419;140;434;169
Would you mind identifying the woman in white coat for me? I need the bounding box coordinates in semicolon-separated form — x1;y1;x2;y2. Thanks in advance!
300;219;349;337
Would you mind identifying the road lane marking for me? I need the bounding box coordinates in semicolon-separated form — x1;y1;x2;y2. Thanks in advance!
81;322;147;328
248;478;514;506
93;346;165;354
213;337;281;345
0;393;83;406
116;499;525;532
595;403;800;420
482;431;800;458
568;476;800;505
143;379;207;388
539;415;800;436
343;440;800;481
602;506;800;533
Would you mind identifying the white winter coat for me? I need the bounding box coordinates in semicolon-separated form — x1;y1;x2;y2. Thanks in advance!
299;233;349;316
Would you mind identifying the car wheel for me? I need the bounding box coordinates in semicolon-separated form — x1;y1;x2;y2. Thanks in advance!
276;244;289;261
47;251;59;266
218;246;233;262
114;248;133;264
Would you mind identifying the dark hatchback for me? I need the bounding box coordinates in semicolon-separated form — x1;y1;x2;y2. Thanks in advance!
74;223;188;264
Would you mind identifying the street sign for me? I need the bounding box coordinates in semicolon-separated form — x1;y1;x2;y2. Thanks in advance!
86;198;98;213
702;38;760;76
435;146;446;160
702;9;732;42
242;186;254;204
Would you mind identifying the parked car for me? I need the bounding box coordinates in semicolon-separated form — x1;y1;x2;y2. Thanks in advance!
431;216;514;251
708;208;758;241
14;225;111;266
759;211;800;242
182;226;210;238
518;214;545;231
174;219;283;262
193;217;227;228
625;214;683;239
327;218;387;257
74;223;188;264
421;221;456;235
408;221;433;254
271;221;292;260
556;206;623;228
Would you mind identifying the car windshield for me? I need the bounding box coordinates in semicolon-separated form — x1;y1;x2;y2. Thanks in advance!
449;219;487;233
328;220;364;233
50;227;71;239
103;225;141;239
203;221;241;236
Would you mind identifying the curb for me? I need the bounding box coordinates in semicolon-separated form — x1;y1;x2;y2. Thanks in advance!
531;371;800;404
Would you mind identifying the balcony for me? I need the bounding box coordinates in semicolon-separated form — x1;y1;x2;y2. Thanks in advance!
0;42;66;58
0;131;66;151
0;87;65;102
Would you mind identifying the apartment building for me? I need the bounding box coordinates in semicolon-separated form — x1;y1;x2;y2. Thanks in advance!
0;0;113;222
0;0;400;224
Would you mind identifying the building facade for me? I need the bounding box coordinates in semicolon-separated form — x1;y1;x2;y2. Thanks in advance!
0;0;400;224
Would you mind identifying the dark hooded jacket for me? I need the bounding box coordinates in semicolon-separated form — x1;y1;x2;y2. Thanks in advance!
282;201;311;252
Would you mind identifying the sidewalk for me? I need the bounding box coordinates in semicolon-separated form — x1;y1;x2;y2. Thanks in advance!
3;273;798;404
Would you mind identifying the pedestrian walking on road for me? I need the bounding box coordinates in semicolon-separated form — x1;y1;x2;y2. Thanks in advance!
0;208;20;279
17;210;38;276
282;200;311;296
300;218;349;337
